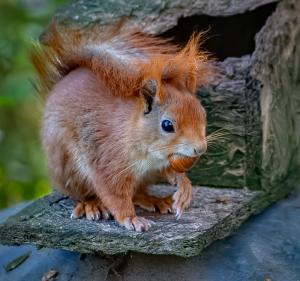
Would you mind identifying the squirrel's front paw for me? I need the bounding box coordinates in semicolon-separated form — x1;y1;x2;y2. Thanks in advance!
172;183;192;220
119;216;154;232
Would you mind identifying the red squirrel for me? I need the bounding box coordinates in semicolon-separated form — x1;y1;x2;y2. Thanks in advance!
31;23;212;232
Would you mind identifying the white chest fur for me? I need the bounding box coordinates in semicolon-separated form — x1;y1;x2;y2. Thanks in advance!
133;154;169;180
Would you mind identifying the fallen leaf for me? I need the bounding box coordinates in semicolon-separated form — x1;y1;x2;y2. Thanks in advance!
4;251;31;272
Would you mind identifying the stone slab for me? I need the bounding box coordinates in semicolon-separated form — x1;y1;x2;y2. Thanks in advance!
0;185;263;257
1;188;300;281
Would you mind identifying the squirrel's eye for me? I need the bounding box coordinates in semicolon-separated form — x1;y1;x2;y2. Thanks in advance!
161;119;175;133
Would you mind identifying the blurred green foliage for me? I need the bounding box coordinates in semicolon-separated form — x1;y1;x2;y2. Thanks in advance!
0;0;70;209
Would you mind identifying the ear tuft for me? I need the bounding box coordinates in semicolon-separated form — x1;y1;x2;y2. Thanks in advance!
161;32;213;94
140;79;158;114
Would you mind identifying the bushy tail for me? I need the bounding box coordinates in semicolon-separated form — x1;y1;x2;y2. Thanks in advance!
31;22;214;98
31;24;87;96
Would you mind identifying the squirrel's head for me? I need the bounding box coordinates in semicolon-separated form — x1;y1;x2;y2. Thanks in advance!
136;69;208;173
131;34;212;173
129;33;213;173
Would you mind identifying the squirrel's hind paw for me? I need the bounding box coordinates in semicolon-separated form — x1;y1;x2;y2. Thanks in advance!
134;193;173;214
71;200;111;221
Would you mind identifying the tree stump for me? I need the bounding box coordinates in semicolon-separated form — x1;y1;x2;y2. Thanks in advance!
46;0;300;193
0;0;300;256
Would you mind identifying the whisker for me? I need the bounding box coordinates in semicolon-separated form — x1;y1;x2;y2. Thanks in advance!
208;127;228;133
207;140;228;145
205;151;227;156
148;143;187;153
207;135;230;140
207;141;227;145
207;145;226;152
207;139;229;145
207;132;232;139
207;136;230;141
112;159;140;183
207;131;232;136
207;141;227;150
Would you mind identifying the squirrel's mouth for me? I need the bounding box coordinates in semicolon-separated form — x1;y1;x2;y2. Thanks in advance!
168;153;200;173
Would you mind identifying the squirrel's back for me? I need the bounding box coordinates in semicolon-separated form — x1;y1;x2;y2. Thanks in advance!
42;66;136;196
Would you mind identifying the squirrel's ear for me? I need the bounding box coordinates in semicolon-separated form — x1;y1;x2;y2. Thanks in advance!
140;79;158;115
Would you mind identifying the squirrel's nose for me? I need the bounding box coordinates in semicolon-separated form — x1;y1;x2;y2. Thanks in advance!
193;142;207;156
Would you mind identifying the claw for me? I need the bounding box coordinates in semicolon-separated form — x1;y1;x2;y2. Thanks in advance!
102;210;111;220
86;213;95;220
72;200;109;221
123;218;135;231
175;208;182;220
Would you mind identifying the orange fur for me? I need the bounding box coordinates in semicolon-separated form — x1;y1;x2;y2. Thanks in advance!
33;23;213;231
32;24;212;98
